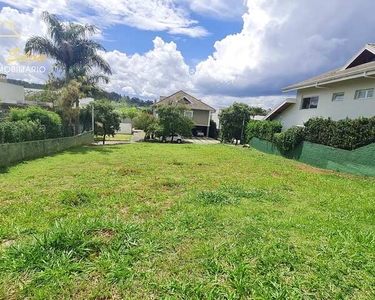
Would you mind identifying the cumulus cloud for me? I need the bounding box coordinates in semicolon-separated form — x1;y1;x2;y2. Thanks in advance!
2;0;375;109
1;0;209;37
101;37;194;98
183;0;246;19
194;0;375;97
0;7;52;83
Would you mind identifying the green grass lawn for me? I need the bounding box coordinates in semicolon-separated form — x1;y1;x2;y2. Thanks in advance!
1;144;375;299
94;134;132;142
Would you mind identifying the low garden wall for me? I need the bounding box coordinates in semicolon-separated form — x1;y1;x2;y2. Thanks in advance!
249;137;375;176
0;131;94;167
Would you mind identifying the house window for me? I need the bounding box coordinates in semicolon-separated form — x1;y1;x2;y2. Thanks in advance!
332;92;345;102
301;96;319;109
355;88;374;99
184;110;193;119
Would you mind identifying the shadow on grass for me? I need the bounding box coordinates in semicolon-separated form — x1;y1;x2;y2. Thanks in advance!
0;166;9;174
0;144;128;173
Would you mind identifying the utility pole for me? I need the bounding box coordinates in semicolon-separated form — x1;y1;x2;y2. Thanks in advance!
91;104;95;133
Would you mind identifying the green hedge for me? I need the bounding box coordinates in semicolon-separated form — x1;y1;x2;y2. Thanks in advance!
274;126;305;152
0;120;46;144
246;120;282;143
9;107;62;139
304;117;375;150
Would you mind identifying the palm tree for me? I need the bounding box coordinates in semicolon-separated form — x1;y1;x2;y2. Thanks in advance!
25;12;112;83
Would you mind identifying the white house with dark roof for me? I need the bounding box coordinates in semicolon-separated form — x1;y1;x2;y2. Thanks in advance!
154;90;216;137
265;44;375;130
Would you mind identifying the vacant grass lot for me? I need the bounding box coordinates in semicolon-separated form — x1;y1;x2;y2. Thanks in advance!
1;144;374;299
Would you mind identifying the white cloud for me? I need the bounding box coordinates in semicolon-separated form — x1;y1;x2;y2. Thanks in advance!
183;0;246;19
193;0;353;96
200;94;285;110
0;7;52;83
3;0;375;110
101;37;194;98
1;0;209;38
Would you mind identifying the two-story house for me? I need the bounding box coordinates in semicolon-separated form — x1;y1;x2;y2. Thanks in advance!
154;90;216;137
265;44;375;129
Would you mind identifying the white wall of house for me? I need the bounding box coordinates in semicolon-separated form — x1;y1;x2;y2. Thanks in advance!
0;81;25;103
276;77;375;129
117;118;132;135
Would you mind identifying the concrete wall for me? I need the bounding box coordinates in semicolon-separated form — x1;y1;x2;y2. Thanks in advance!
275;77;375;130
0;81;25;103
193;109;210;126
118;118;132;135
0;132;94;167
249;137;375;177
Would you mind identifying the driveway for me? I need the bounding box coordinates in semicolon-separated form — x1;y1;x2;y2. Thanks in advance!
184;137;220;145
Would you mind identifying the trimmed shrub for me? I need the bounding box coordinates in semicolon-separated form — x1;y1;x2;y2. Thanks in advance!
246;120;282;142
304;117;375;150
274;126;305;152
0;120;45;143
9;107;62;138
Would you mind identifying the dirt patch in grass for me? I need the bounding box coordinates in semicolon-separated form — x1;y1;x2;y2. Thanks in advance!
88;228;117;243
120;169;138;176
295;163;335;175
1;239;16;247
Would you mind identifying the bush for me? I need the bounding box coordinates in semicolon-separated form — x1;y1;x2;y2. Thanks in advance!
304;117;375;150
274;126;305;152
0;120;45;143
246;120;282;142
9;107;62;138
208;119;218;139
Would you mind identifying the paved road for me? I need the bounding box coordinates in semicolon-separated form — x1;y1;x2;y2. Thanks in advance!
184;137;220;145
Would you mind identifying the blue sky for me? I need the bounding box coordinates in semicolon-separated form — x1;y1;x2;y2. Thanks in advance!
1;0;375;108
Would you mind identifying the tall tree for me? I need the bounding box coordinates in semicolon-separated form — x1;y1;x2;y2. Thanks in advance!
219;103;254;144
91;100;121;145
133;111;158;139
157;105;194;141
25;11;112;83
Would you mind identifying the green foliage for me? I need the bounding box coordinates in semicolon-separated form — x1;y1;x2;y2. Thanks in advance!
208;119;218;139
246;120;282;143
157;104;194;138
219;103;253;143
25;12;111;83
119;107;139;120
0;120;45;143
274;126;305;152
133;112;158;139
25;90;59;104
9;107;62;138
304;117;375;150
92;100;121;144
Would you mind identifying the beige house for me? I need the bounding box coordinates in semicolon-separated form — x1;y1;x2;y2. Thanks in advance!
266;44;375;130
154;90;215;137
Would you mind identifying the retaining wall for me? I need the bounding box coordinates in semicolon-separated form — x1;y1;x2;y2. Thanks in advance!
249;137;375;176
0;132;94;167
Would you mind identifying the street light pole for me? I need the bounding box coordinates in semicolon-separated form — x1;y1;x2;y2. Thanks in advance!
91;104;95;133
